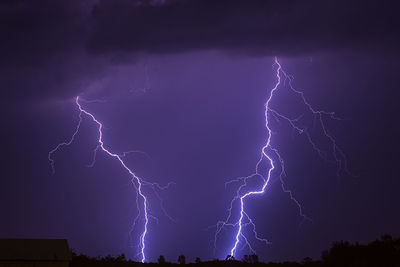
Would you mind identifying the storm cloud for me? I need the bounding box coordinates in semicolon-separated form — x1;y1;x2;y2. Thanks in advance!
1;0;398;101
88;0;398;55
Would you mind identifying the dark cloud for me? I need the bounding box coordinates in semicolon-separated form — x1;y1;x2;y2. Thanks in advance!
0;0;86;68
0;0;97;101
1;0;398;101
87;0;399;56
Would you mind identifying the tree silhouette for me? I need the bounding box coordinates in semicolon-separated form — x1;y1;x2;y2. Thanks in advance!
158;255;166;264
301;257;312;264
321;235;400;266
195;257;201;264
178;254;186;264
242;254;259;263
225;255;235;261
250;254;259;263
243;255;250;263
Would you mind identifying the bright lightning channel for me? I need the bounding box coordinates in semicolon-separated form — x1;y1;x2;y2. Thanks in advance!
215;57;349;258
48;96;172;263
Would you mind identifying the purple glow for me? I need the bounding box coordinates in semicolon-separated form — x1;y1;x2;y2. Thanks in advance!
47;57;350;261
215;57;349;258
49;96;150;262
229;57;281;257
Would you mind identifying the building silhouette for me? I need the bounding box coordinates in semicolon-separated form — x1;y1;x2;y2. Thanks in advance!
0;239;71;267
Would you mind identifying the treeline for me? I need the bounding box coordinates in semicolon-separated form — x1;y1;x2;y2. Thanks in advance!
320;234;400;266
70;235;400;267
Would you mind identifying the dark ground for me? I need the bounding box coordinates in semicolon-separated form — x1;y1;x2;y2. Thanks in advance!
70;235;400;267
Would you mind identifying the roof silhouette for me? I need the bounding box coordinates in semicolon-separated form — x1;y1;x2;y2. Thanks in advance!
0;239;71;261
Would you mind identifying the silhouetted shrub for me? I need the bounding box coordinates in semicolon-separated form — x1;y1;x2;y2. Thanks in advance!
178;254;186;264
242;254;259;264
158;255;166;264
225;255;235;261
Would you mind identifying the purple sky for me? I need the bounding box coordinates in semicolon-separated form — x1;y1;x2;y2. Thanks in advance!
1;0;400;263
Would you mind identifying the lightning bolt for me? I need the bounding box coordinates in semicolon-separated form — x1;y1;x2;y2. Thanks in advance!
215;57;350;258
48;96;171;263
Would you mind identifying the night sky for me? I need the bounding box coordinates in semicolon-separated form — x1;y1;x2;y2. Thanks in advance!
1;0;400;263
